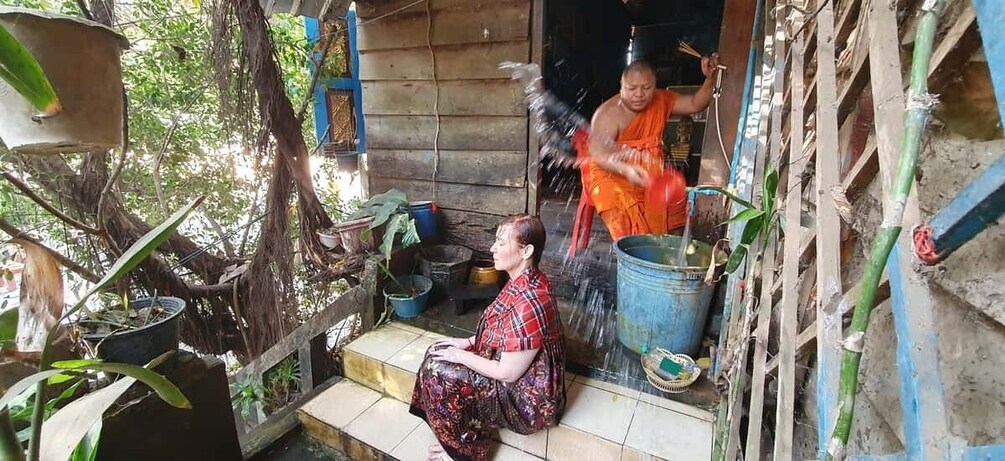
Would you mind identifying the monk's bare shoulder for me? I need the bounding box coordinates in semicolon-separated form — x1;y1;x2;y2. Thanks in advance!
592;96;627;134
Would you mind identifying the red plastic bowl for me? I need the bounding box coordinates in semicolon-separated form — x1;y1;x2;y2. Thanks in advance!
648;169;687;206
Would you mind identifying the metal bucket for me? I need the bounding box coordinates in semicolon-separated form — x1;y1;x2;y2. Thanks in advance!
614;234;726;356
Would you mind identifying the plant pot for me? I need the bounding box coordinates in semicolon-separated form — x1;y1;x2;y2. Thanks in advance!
384;275;432;319
332;216;376;254
79;296;185;367
468;259;501;286
418;245;472;301
316;230;341;250
0;7;129;155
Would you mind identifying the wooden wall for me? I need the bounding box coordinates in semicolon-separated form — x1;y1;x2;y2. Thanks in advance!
356;0;535;252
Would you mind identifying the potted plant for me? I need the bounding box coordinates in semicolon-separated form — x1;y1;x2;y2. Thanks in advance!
0;197;202;460
77;293;187;367
0;8;130;155
348;189;421;260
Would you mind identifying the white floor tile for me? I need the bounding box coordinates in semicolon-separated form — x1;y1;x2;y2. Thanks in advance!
492;444;544;461
637;392;715;423
560;382;638;444
498;428;547;459
577;376;642;399
546;424;623;461
623;401;713;461
387;334;437;373
345;325;421;361
344;398;423;453
390;423;439;461
387;321;428;335
299;380;381;429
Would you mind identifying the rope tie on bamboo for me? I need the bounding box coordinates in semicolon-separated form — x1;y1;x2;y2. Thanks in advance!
839;331;865;353
912;224;940;264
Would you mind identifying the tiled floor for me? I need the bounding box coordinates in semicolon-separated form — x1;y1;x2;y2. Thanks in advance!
301;323;716;461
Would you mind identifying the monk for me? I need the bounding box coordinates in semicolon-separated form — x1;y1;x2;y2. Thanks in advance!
570;58;720;252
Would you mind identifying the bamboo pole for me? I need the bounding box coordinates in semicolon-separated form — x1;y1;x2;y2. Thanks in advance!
825;1;946;458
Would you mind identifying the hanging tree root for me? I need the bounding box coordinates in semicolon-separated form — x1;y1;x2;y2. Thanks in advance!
825;0;945;459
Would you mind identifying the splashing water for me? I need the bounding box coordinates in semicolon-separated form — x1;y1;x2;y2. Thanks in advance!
500;62;654;170
676;212;694;266
502;62;689;393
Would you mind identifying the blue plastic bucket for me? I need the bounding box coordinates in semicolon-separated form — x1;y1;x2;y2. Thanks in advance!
384;275;433;318
614;235;725;356
409;201;439;241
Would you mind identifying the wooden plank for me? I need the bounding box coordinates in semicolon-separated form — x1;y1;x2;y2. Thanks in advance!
365;115;527;151
369;176;526;216
361;80;525;116
526;0;543;215
772;29;803;461
356;0;471;19
368;149;527;187
232;285;371;387
812;0;843;457
748;16;788;458
867;1;951;457
928;0;979;90
358;41;529;80
773;0;979;302
356;0;530;51
440;208;503;252
766;277;890;374
693;0;760;243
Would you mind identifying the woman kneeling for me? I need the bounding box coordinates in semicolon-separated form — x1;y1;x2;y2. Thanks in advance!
409;214;566;461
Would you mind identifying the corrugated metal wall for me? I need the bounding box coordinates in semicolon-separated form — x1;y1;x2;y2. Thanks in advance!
356;0;535;251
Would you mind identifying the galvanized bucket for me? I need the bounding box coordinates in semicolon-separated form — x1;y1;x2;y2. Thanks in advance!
614;234;726;356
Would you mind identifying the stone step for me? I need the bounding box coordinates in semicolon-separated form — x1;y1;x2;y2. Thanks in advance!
298;323;715;461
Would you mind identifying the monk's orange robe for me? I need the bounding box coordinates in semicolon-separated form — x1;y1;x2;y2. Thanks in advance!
583;90;687;241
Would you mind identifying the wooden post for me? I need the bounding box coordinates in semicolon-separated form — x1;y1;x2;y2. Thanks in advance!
813;1;844;456
774;21;806;461
694;0;759;243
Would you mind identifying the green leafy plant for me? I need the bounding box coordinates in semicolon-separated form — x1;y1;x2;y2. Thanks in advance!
0;24;60;117
0;197;203;461
697;169;779;273
351;189;422;261
263;356;301;412
230;380;266;418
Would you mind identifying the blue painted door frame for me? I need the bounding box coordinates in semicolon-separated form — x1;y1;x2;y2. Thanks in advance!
304;10;365;151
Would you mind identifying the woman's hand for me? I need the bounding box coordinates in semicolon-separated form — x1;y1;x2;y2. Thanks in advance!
433;337;472;350
430;346;469;365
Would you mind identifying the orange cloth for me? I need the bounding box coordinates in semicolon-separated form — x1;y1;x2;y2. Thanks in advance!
585;90;687;240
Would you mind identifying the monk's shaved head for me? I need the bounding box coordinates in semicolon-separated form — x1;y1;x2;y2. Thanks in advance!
623;60;656;79
620;60;657;112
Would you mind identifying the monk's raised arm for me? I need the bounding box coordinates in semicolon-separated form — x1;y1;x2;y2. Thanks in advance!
672;53;720;116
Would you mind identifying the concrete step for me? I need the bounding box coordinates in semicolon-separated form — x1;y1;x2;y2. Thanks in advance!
298;323;715;461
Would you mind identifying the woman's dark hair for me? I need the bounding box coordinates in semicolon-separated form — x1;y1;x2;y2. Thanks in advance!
500;214;547;266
